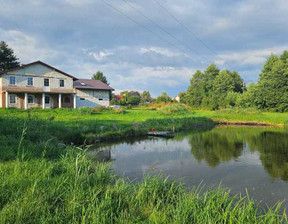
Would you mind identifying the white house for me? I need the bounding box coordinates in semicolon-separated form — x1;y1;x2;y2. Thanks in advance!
0;61;114;109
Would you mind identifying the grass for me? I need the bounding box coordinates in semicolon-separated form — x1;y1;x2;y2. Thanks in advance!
0;107;288;223
0;148;286;224
196;108;288;125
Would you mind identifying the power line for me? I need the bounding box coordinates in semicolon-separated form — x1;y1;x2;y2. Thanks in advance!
101;0;205;64
152;0;217;56
121;0;211;63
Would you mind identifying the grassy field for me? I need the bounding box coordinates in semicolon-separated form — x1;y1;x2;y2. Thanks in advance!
0;107;287;223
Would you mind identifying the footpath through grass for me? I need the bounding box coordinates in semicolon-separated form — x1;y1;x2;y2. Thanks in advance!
0;107;287;223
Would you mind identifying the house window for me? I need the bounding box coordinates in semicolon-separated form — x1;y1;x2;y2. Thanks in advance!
27;77;33;86
64;97;70;103
80;98;85;100
99;98;103;101
44;78;49;87
28;95;34;104
60;79;64;87
45;96;50;104
9;76;16;85
9;95;16;104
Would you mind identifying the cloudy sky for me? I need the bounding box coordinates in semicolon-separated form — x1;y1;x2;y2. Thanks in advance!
0;0;288;96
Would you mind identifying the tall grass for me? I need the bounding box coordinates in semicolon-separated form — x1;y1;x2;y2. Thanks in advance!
0;148;286;223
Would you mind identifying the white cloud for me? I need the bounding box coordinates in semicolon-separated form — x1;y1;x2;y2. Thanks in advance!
215;46;288;66
0;29;58;63
139;47;187;57
89;51;114;61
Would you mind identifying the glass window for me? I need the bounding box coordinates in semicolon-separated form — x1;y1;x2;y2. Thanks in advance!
45;96;50;104
9;76;16;85
60;79;64;87
80;98;85;100
27;77;33;86
28;95;34;104
10;95;16;104
44;78;49;87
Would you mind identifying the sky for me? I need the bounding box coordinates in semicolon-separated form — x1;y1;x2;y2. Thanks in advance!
0;0;288;97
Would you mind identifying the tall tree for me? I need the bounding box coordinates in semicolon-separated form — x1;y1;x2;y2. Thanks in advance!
91;71;109;85
0;41;20;72
257;53;288;111
185;70;206;107
141;91;152;103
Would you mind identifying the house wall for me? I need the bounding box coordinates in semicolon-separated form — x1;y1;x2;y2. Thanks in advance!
76;89;110;108
1;63;74;93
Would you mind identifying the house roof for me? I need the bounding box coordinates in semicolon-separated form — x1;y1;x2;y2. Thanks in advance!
0;60;77;80
74;79;114;91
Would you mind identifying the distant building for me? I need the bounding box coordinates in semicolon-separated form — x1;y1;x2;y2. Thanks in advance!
0;61;114;109
173;95;180;102
74;79;114;108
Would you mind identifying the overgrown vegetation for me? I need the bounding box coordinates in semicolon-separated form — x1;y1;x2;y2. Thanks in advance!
1;146;287;223
1;108;288;222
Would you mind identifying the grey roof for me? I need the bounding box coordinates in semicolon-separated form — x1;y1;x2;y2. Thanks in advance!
74;79;114;90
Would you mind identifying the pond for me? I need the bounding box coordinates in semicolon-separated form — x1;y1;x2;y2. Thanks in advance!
88;125;288;209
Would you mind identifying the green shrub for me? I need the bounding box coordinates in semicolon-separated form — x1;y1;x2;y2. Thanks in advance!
160;104;192;115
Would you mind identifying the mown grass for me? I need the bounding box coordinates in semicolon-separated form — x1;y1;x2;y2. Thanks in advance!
0;148;286;224
197;109;288;125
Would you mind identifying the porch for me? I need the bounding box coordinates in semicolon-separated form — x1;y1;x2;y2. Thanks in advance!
2;91;77;109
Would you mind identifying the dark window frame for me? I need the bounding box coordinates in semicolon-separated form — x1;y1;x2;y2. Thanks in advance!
44;78;49;87
9;76;16;85
27;77;33;86
28;95;34;104
9;95;16;104
60;79;64;87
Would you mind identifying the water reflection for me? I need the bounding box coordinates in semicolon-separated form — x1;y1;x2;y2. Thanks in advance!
189;131;244;167
186;127;288;180
88;126;288;208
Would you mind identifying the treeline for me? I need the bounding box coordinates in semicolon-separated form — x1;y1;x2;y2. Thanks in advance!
181;50;288;112
111;91;176;106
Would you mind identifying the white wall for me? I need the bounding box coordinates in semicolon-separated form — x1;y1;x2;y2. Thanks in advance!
76;89;110;108
1;63;74;92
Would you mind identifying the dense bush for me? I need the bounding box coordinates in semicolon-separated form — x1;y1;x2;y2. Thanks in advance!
159;104;192;115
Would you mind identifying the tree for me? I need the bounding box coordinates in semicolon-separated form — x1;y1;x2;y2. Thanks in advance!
92;71;109;85
256;53;288;112
141;91;152;103
0;41;20;72
155;91;173;103
211;70;243;109
185;70;206;107
119;91;141;106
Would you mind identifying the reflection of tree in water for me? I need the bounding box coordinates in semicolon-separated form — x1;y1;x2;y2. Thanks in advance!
248;131;288;181
189;129;244;167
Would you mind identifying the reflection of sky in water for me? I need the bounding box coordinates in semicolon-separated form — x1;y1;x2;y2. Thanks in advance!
90;126;288;209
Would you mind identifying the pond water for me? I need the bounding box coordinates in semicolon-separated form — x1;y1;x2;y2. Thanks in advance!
88;126;288;209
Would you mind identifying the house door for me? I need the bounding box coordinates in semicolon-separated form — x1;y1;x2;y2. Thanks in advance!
45;96;53;108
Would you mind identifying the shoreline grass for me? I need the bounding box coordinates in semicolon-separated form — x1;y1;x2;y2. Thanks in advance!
0;148;286;223
0;107;288;222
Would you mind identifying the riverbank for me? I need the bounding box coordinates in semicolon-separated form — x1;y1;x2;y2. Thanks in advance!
1;148;286;223
0;107;287;222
